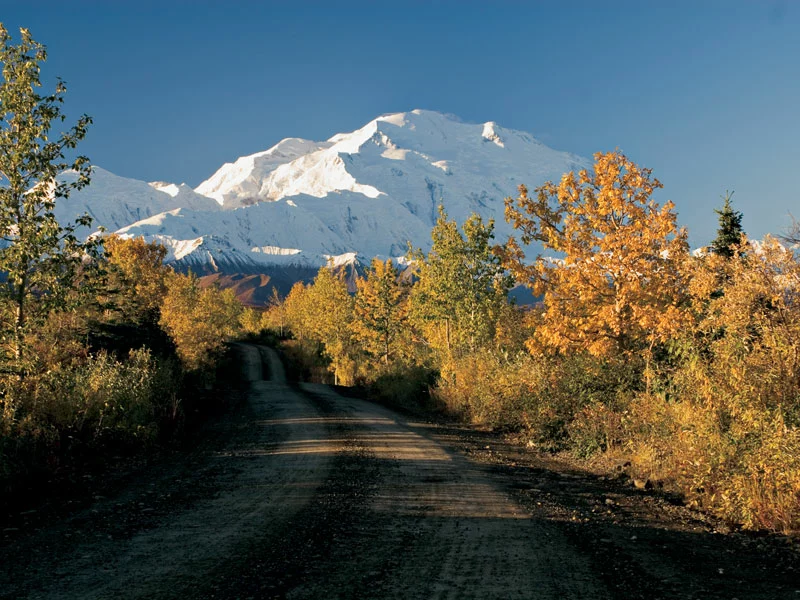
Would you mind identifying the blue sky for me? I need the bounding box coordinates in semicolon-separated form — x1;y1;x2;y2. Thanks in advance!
2;1;798;246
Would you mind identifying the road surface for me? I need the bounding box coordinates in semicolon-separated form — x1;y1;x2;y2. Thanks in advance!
1;344;797;599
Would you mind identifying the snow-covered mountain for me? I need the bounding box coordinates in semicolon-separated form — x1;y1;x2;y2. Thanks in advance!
113;110;586;272
195;111;586;222
195;138;331;207
55;166;219;234
55;110;587;295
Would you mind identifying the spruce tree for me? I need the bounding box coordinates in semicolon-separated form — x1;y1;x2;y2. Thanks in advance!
710;191;745;258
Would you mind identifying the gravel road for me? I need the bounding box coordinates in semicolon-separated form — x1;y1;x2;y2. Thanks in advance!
1;344;797;599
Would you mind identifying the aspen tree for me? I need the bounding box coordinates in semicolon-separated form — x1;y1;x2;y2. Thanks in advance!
500;151;690;361
0;26;95;371
411;207;512;361
353;258;407;366
102;236;170;324
305;266;357;385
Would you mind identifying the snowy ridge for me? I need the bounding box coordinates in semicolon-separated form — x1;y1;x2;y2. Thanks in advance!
64;110;588;283
114;204;368;271
172;109;584;267
195;138;332;207
55;166;219;234
201;110;588;230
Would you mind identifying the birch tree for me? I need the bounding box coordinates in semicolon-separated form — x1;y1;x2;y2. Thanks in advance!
0;25;94;372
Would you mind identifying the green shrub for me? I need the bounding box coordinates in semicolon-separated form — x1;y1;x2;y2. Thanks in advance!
368;363;438;411
0;348;182;493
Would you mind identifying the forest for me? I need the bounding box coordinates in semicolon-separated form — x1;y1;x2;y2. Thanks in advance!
262;152;800;533
0;27;250;506
1;25;798;537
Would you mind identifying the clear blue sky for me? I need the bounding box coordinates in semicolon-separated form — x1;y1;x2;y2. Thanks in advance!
2;0;798;246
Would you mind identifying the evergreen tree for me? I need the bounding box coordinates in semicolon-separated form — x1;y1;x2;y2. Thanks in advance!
0;25;94;371
710;191;745;258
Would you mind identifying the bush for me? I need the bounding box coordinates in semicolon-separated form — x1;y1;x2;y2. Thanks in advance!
432;351;639;449
0;348;182;493
434;351;534;428
367;363;438;411
279;339;330;383
601;242;800;531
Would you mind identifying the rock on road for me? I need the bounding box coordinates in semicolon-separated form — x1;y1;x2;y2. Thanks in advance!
1;344;797;599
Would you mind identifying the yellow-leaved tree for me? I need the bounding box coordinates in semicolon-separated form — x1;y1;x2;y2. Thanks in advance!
283;282;312;340
624;236;800;530
500;151;690;363
103;235;170;325
353;258;408;366
305;267;357;385
282;267;357;385
239;307;263;336
261;287;287;337
159;272;242;370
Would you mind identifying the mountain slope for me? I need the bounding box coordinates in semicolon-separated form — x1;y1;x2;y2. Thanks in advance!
195;138;331;207
195;110;586;233
55;167;220;234
115;110;585;273
50;110;589;296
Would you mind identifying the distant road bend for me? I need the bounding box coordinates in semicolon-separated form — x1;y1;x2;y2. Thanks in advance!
1;344;796;599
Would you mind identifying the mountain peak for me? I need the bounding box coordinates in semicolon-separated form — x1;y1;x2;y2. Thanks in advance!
70;110;587;290
54;166;218;234
195;137;331;207
194;111;560;210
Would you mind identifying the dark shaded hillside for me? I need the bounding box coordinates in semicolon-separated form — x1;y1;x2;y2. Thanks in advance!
195;262;364;305
198;273;280;306
195;263;538;307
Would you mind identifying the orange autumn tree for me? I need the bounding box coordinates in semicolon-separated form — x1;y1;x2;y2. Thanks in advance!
500;151;690;362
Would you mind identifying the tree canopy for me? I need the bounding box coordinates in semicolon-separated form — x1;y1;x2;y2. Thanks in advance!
500;151;690;359
410;207;512;359
353;258;408;366
0;25;94;370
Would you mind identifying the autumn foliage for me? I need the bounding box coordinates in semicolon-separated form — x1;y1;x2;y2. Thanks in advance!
103;235;170;324
269;151;800;532
501;151;689;360
645;238;800;530
1;235;248;496
353;259;408;366
159;271;243;371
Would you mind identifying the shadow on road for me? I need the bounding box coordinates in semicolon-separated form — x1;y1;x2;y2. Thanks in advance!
0;344;797;600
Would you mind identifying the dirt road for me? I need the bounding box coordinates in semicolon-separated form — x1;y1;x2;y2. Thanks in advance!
1;344;797;599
